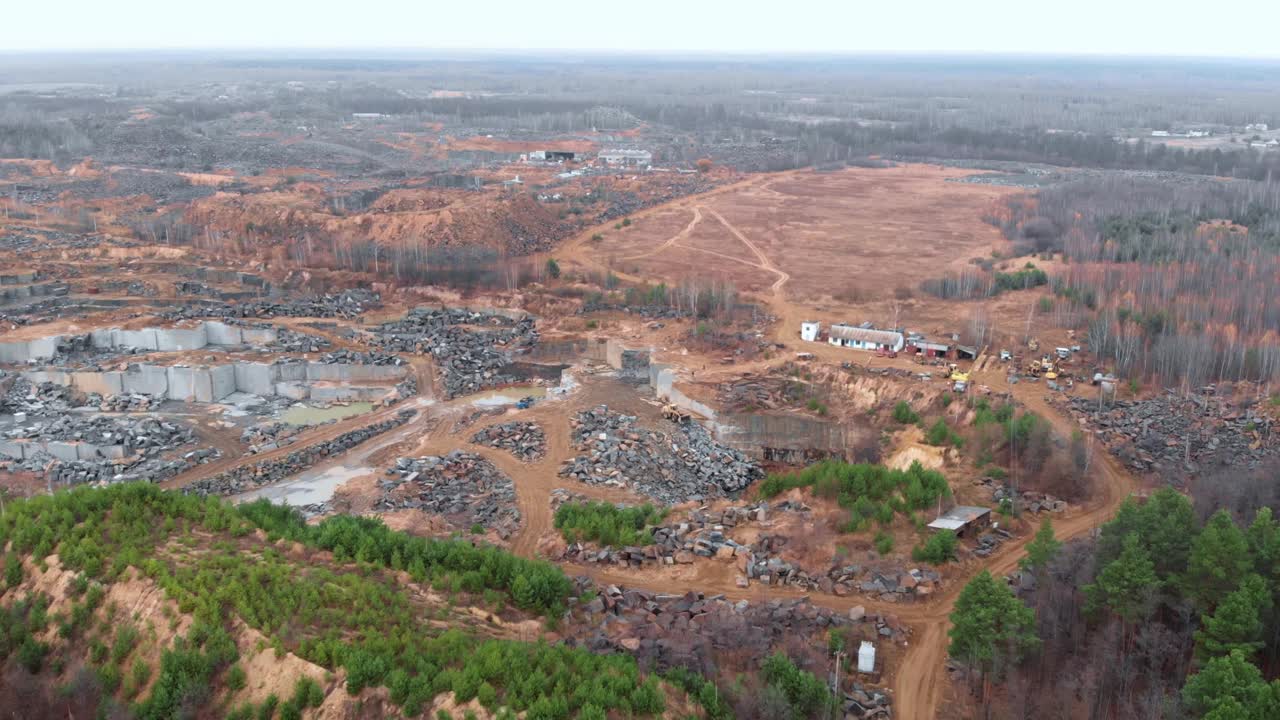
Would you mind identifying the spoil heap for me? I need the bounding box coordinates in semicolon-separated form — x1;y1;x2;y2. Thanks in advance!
559;406;762;503
1065;391;1277;478
371;308;537;398
470;421;546;462
377;452;521;538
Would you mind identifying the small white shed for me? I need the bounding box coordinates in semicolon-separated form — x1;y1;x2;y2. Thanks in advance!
800;322;821;342
858;641;876;673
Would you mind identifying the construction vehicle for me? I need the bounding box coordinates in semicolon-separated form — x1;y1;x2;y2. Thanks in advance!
516;396;537;410
1026;355;1058;377
1027;338;1040;351
999;349;1013;362
662;404;691;424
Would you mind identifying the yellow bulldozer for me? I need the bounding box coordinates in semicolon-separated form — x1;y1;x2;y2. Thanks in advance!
1026;355;1058;378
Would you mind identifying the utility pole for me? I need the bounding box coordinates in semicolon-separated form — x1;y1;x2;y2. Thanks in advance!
830;648;845;703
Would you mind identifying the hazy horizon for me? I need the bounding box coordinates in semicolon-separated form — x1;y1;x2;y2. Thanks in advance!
5;0;1280;58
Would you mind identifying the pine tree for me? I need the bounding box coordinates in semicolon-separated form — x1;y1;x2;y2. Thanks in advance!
1086;533;1156;625
1182;649;1280;719
1186;510;1253;614
1020;518;1061;573
948;571;1039;678
1196;575;1271;661
511;574;535;609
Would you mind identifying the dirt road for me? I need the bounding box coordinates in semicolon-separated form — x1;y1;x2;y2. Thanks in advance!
554;171;1140;719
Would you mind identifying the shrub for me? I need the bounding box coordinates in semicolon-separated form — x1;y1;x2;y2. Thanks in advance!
926;419;952;446
554;501;667;547
912;532;958;565
874;532;895;555
4;553;23;588
759;461;951;530
892;401;920;424
226;663;247;691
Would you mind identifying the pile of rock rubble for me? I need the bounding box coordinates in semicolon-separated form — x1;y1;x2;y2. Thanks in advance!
376;452;520;538
569;583;898;718
241;421;307;454
370;308;537;398
183;409;414;496
0;376;77;418
1064;391;1277;479
1;414;219;485
163;289;380;321
470;421;546;461
5;414;195;451
319;350;404;365
558;406;762;503
554;492;939;600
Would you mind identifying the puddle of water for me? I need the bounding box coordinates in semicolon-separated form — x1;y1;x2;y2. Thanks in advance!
237;465;367;507
469;386;548;407
280;402;374;426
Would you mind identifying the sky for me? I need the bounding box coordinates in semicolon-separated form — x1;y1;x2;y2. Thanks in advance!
2;0;1278;58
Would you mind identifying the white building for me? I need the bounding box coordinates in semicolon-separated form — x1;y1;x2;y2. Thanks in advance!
599;149;653;167
858;641;876;673
827;324;905;353
800;322;821;342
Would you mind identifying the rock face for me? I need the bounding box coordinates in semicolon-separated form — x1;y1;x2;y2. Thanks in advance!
1065;390;1277;481
370;308;537;399
558;406;763;503
470;421;546;462
375;451;521;538
184;409;415;496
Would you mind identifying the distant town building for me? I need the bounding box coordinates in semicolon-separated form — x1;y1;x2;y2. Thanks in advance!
599;148;653;167
529;150;579;162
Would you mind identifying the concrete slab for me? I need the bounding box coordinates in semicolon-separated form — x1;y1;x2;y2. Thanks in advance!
307;363;406;382
209;364;237;401
155;328;208;352
275;361;307;382
71;371;125;396
0;439;29;460
26;336;59;360
47;441;81;462
233;362;275;396
22;370;72;386
274;381;310;401
240;327;277;345
166;366;197;401
204;321;243;345
114;329;159;351
122;364;170;397
0;340;31;364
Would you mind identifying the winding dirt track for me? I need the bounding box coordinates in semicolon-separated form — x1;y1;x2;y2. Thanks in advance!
178;169;1140;719
554;171;1139;719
